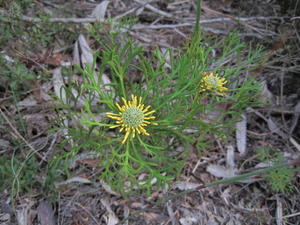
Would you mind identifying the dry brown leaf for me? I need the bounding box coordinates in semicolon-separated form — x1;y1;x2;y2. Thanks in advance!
100;198;119;225
206;164;237;178
255;161;273;168
16;95;37;107
72;35;113;101
141;212;161;221
16;199;35;225
68;152;100;169
38;51;65;66
226;145;235;168
289;101;300;134
122;205;130;225
276;196;283;225
30;80;53;103
0;213;11;224
24;114;50;139
102;73;113;92
53;68;86;106
91;1;110;22
179;209;199;225
290;137;300;152
166;201;176;225
77;158;101;168
73;34;94;68
54;177;91;188
52;68;66;104
45;53;65;66
207;145;237;178
37;201;55;225
172;181;200;190
179;217;198;225
235;114;247;156
260;80;274;104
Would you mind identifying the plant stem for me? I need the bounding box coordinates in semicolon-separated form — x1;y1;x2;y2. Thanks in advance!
120;77;126;98
194;0;202;35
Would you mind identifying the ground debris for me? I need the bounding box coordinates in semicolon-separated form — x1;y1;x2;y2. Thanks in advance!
1;0;300;225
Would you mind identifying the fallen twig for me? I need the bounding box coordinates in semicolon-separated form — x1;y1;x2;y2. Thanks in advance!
0;9;287;25
134;0;174;18
0;9;97;23
0;9;285;38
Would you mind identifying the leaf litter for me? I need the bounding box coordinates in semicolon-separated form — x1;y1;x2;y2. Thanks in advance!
1;0;300;225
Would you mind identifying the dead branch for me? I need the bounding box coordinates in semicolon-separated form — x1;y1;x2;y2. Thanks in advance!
0;9;286;25
133;0;174;18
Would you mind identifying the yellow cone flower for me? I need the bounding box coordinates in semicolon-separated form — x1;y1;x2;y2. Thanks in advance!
199;72;228;96
106;95;157;143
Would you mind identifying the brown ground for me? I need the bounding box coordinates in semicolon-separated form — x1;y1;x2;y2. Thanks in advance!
0;0;300;225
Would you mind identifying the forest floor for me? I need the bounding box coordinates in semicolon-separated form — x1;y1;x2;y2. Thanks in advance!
0;0;300;225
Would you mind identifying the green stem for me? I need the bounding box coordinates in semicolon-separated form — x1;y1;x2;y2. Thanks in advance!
120;77;126;98
194;0;202;36
186;92;201;112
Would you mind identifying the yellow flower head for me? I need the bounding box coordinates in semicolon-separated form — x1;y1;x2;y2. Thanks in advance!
106;95;157;143
199;72;228;96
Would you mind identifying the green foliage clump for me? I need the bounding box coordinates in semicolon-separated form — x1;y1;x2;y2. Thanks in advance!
256;146;296;193
54;21;264;195
0;152;39;196
265;167;294;193
0;54;34;94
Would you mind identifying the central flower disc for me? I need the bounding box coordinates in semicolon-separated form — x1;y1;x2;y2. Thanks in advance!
206;76;218;86
122;107;144;127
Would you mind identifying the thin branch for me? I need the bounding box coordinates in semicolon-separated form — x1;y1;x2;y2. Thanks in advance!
133;0;174;18
114;6;139;20
0;9;283;38
291;16;300;20
0;9;287;24
0;9;97;23
132;22;193;30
